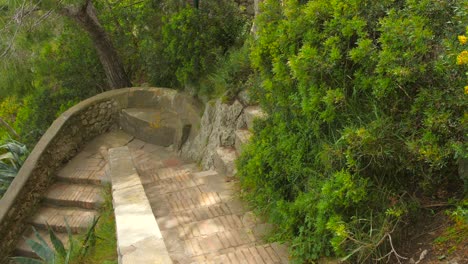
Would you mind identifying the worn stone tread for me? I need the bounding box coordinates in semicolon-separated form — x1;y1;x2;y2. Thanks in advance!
30;206;99;234
44;182;103;209
56;166;107;185
189;244;286;264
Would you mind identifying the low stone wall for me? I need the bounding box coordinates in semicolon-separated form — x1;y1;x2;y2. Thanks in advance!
0;88;201;263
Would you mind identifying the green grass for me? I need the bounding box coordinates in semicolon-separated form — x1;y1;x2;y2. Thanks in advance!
76;185;117;264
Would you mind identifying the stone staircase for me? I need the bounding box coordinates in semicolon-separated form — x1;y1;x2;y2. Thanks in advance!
16;169;103;257
14;131;133;258
14;103;285;263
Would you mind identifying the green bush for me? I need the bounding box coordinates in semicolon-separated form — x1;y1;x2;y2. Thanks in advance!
0;20;103;146
141;1;249;93
239;0;467;262
198;43;254;101
12;217;99;264
0;140;28;197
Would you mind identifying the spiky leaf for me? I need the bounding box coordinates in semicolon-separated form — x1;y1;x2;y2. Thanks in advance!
47;224;66;258
25;237;54;263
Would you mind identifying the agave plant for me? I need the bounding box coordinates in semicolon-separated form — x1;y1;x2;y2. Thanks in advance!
12;216;100;264
0;140;28;197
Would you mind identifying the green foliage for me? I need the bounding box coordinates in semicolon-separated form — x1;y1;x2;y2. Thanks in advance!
198;43;254;101
140;0;249;93
1;0;249;149
0;15;103;146
0;96;21;140
0;140;28;197
79;186;117;264
239;0;468;262
12;217;100;264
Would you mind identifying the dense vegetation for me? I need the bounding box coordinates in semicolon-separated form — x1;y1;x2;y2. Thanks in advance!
0;0;248;146
238;0;467;262
0;0;466;263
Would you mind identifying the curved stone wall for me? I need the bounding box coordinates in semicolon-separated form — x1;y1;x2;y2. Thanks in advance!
0;88;202;262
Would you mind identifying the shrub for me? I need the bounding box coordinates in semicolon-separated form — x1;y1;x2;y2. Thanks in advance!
239;0;468;262
12;217;99;264
0;140;28;197
141;1;249;94
198;43;254;101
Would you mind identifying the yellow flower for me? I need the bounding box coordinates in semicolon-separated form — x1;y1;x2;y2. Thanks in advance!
457;50;468;65
458;35;467;45
465;85;468;95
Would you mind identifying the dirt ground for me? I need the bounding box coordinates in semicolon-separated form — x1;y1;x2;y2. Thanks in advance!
397;208;467;264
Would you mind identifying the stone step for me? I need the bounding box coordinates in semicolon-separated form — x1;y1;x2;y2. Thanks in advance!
213;147;237;177
43;182;103;209
55;150;108;186
162;226;259;262
244;106;267;131
56;163;108;186
235;129;253;155
183;228;258;257
194;172;236;202
157;203;233;230
166;191;223;212
192;170;219;178
174;214;245;240
29;206;99;234
15;227;69;259
194;243;289;264
120;108;187;148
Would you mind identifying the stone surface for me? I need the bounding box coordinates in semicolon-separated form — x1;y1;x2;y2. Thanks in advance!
109;146;172;264
244;106;267;131
44;183;103;209
181;99;244;170
235;129;253;155
120;108;182;147
30;206;98;233
192;170;218;178
131;140;289;263
213;147;238;177
56;130;132;185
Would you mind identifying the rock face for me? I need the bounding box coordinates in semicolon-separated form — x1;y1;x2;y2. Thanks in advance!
181;99;245;170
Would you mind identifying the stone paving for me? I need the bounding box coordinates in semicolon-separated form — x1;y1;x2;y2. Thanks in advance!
127;138;289;263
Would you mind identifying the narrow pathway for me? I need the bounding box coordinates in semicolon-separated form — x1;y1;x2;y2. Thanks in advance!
127;139;289;263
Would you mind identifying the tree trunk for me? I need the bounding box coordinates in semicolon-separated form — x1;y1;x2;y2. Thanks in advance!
60;1;132;89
